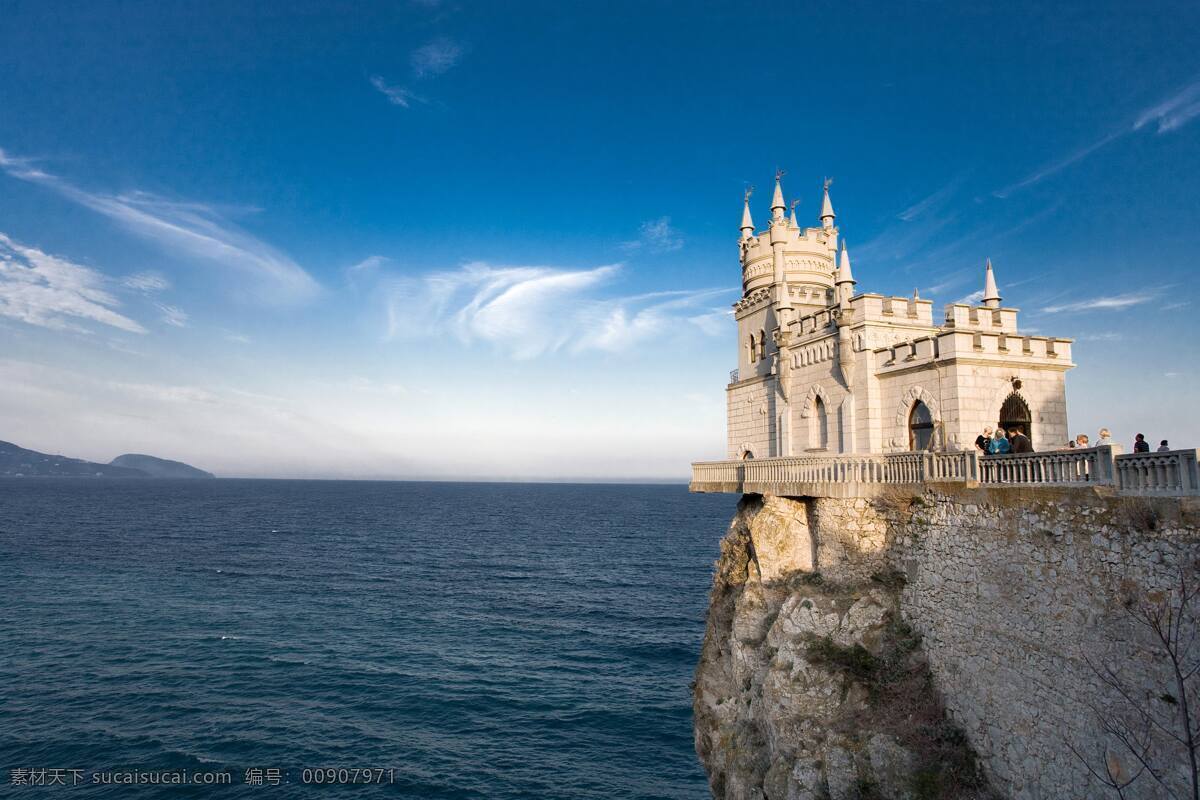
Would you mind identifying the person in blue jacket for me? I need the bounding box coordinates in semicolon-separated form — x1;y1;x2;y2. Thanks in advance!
988;428;1011;455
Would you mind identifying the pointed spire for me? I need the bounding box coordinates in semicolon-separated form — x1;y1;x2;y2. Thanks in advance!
820;177;836;229
740;186;755;239
771;170;786;220
983;258;1001;308
836;240;856;285
789;199;800;228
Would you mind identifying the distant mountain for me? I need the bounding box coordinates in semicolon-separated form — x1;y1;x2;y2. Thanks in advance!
0;440;213;478
110;453;214;479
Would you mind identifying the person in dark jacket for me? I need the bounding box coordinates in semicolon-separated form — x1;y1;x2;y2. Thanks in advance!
1010;425;1033;453
975;427;992;453
1133;433;1150;453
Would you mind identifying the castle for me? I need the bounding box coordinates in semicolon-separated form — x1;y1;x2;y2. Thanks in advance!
727;173;1074;460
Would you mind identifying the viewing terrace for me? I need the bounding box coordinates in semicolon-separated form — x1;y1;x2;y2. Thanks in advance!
690;447;1200;498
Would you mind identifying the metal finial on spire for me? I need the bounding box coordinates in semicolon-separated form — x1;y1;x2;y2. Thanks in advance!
743;184;754;204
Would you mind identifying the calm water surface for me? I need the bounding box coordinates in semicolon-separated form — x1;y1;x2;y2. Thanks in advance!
0;480;734;798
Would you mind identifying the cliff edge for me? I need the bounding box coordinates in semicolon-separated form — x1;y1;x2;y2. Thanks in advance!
694;490;1200;800
694;495;995;800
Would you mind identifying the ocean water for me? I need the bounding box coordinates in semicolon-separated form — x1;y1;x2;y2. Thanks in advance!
0;479;735;798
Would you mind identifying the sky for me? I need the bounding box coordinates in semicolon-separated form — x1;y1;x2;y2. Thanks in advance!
0;0;1198;480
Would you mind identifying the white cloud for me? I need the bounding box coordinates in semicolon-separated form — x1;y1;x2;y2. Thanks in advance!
122;271;170;293
377;261;731;359
620;217;684;253
0;233;145;334
1040;291;1158;314
1077;331;1124;342
410;38;464;78
898;175;965;222
0;147;319;303
157;303;189;327
955;289;985;305
1134;78;1200;133
369;75;423;108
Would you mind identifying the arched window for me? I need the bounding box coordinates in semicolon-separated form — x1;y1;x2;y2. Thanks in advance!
747;334;755;364
757;329;766;360
909;401;934;451
812;396;829;450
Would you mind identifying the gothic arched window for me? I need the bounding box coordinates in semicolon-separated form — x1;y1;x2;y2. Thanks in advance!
909;401;934;451
757;329;766;360
812;396;829;450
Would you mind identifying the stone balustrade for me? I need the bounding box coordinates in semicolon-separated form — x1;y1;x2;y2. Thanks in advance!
690;446;1200;497
1115;449;1200;495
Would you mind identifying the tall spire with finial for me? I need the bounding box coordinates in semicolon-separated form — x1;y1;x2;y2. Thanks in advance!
983;258;1001;308
820;177;836;229
771;169;787;221
789;199;800;228
740;186;755;240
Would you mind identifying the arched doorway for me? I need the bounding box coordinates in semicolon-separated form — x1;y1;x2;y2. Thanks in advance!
909;401;934;451
998;392;1031;441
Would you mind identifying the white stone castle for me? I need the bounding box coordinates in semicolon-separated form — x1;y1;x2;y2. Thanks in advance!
727;173;1074;459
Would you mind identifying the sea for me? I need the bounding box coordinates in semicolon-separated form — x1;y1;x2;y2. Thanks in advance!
0;479;735;799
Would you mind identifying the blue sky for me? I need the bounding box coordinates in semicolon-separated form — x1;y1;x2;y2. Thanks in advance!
1;0;1197;478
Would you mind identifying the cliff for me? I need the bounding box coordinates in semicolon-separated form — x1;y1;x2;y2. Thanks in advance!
0;440;213;478
694;490;1200;800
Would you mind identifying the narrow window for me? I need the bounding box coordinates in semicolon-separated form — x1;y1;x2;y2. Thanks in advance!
909;401;934;451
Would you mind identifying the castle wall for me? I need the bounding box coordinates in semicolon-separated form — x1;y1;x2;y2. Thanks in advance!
940;363;1069;451
697;489;1200;800
726;377;776;459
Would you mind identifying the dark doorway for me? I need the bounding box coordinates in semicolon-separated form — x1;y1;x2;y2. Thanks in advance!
998;392;1031;441
909;401;934;451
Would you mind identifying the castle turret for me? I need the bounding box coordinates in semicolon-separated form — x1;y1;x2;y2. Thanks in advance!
820;180;836;229
740;198;755;240
836;241;856;306
789;199;800;229
983;258;1001;309
770;177;787;223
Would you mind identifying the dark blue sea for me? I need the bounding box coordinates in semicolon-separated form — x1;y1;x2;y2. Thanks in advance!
0;480;734;798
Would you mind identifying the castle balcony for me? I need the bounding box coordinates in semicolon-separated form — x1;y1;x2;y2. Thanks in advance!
690;447;1200;498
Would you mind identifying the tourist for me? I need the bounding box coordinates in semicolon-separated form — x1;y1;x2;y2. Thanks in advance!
975;427;992;453
1158;440;1171;452
1097;428;1114;446
1010;425;1033;453
988;428;1011;455
1067;440;1077;449
1076;433;1090;448
1133;433;1150;453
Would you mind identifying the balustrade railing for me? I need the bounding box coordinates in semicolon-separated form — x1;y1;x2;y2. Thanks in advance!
690;447;1200;497
1115;449;1200;496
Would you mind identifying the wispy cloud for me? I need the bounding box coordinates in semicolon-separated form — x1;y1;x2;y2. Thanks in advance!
1134;79;1200;133
411;37;464;78
374;261;730;359
0;233;145;334
369;75;424;108
996;77;1200;198
122;271;170;293
372;37;465;109
0;148;319;303
620;217;684;253
1077;331;1124;342
1040;291;1159;314
898;174;966;222
157;303;189;327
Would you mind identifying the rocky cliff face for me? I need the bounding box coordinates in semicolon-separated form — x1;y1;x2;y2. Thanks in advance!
693;490;1200;800
693;495;997;800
